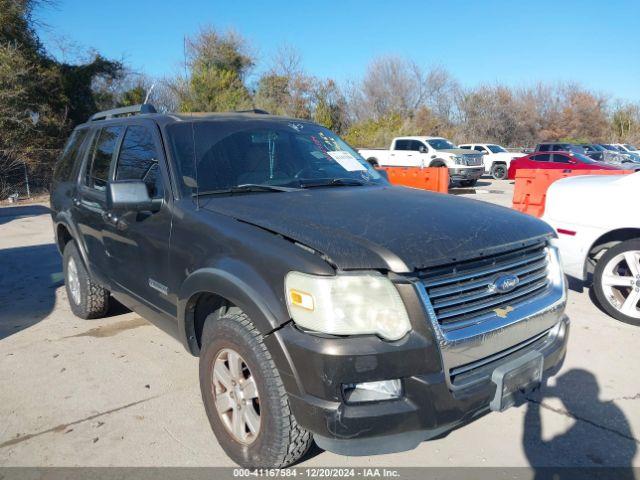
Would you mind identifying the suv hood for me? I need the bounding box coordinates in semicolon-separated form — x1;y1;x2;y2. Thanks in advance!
202;186;552;273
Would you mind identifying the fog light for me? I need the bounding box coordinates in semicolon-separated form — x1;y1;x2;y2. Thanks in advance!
342;379;402;403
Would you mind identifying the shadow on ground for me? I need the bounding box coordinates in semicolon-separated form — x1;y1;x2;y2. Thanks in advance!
0;243;61;340
0;204;50;226
524;368;637;475
0;242;130;340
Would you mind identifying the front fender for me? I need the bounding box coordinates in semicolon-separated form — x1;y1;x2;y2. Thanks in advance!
177;267;304;396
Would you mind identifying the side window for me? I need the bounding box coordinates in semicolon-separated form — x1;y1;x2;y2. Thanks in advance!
394;140;410;151
459;145;471;150
473;146;486;152
54;128;89;182
530;154;551;162
538;144;549;152
552;154;570;164
115;125;164;198
409;140;423;151
85;126;123;190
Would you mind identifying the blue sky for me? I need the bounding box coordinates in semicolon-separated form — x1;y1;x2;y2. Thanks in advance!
36;0;640;101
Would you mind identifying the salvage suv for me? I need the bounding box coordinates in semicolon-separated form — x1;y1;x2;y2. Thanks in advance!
50;104;569;468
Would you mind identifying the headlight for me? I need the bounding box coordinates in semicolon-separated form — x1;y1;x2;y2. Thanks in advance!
546;243;566;297
285;272;411;341
453;156;466;165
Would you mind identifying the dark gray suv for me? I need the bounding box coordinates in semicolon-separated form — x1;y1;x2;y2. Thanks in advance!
50;104;569;468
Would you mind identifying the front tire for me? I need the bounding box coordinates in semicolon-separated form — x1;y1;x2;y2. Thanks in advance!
593;239;640;326
63;241;110;319
199;312;313;468
490;163;508;180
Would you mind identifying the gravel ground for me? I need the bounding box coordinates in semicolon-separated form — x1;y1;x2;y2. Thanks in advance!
0;179;638;470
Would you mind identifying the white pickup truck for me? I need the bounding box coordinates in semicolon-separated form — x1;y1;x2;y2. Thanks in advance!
358;136;484;186
458;143;524;180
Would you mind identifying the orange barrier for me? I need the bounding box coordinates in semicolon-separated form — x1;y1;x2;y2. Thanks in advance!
379;166;449;193
512;169;634;217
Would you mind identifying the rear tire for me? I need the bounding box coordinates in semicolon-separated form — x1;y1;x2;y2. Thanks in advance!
593;239;640;326
63;241;110;319
199;312;313;468
490;163;508;180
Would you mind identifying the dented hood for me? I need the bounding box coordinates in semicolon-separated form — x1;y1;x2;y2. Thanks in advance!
202;186;553;272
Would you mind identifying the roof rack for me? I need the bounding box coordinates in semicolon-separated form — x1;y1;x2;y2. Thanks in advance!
235;109;270;115
90;104;157;121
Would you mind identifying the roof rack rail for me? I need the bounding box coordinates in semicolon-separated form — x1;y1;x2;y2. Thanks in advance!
235;109;270;115
90;104;157;121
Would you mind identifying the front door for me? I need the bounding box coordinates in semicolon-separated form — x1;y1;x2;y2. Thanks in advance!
102;121;176;318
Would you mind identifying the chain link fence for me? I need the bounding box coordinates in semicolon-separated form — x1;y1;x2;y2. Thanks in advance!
0;149;60;202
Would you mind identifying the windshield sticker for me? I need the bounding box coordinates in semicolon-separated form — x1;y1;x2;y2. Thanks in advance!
327;151;367;171
288;122;303;131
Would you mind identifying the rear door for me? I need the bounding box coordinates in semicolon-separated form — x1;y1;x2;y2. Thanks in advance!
102;121;176;318
72;125;124;285
389;139;414;166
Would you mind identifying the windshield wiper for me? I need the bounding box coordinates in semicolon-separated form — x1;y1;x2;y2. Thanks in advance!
193;184;300;197
298;178;368;188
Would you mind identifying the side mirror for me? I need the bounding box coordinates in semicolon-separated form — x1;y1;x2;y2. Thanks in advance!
107;181;160;213
419;146;428;153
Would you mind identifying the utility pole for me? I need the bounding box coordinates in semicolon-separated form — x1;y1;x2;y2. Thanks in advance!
23;161;30;198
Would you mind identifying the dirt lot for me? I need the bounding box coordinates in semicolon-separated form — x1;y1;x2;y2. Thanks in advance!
0;179;638;469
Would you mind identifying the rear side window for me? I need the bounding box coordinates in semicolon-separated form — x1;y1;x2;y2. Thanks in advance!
85;126;123;190
530;154;551;162
53;129;89;182
115;125;163;198
394;140;410;150
473;146;486;152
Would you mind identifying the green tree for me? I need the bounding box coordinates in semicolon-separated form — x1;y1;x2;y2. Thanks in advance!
179;27;253;112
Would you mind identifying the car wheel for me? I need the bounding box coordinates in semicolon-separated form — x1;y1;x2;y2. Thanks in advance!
490;163;508;180
199;312;313;468
367;158;379;168
63;241;110;319
593;239;640;326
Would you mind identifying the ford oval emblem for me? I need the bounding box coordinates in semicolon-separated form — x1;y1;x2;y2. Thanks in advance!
490;274;520;293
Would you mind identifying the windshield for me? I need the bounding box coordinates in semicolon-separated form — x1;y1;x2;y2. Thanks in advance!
167;120;385;195
427;138;456;150
624;144;637;150
487;144;507;153
601;144;617;151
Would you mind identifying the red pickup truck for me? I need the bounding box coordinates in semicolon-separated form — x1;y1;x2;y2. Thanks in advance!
508;151;622;179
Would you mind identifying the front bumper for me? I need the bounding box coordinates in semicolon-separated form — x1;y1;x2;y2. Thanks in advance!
277;283;569;456
449;167;484;181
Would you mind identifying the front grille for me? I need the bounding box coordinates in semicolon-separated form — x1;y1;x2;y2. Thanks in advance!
419;240;550;329
463;154;483;166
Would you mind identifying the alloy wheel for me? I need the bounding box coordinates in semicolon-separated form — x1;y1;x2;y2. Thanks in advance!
211;348;261;444
600;250;640;319
67;257;81;305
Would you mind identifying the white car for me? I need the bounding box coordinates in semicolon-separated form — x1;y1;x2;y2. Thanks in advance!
542;172;640;325
358;136;484;186
613;143;640;155
458;143;525;180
